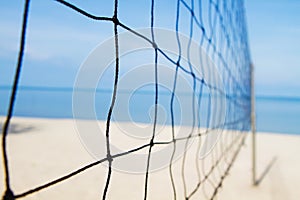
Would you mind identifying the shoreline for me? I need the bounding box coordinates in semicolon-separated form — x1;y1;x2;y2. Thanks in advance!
1;115;298;136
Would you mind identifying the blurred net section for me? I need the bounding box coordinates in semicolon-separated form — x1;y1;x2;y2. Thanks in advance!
1;0;251;199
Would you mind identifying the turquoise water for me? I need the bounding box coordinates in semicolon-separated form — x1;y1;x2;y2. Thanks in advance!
256;96;300;135
0;86;299;134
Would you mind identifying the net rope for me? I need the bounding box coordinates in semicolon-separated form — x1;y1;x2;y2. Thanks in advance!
1;0;251;199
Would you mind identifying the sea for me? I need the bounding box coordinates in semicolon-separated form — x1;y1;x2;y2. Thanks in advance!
0;86;299;135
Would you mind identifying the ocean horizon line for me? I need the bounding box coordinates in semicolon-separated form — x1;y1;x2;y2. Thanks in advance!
1;85;300;101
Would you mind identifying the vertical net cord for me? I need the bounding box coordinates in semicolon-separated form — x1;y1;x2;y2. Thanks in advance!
1;0;31;199
187;83;204;199
168;0;182;199
208;0;221;189
191;0;208;195
202;0;219;194
102;0;119;199
187;2;206;197
180;0;198;198
188;40;206;198
143;0;158;199
169;66;179;200
187;53;205;200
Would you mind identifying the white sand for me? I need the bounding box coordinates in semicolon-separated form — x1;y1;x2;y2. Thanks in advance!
0;117;299;199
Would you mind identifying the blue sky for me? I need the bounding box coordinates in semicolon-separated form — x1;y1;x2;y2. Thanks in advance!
245;0;300;96
0;0;299;97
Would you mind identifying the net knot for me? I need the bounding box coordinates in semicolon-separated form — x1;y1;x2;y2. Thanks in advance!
200;26;205;34
112;15;119;25
152;42;158;49
149;139;154;147
220;175;225;180
107;154;113;163
191;72;196;79
191;10;195;16
2;189;15;200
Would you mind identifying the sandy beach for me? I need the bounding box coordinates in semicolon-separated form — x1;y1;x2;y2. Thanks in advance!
0;117;299;200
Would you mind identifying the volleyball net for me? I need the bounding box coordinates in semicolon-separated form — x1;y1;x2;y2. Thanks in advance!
1;0;251;199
